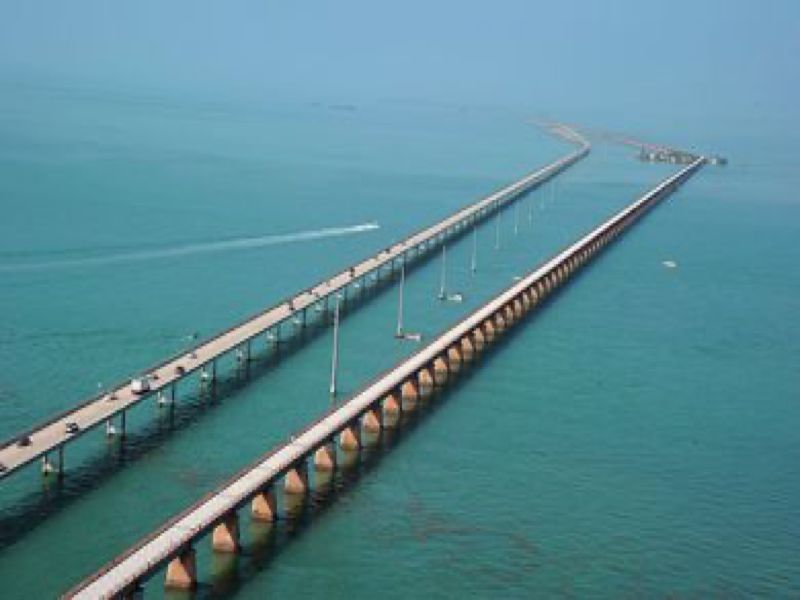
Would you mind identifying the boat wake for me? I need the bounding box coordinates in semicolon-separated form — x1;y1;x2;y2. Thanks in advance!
0;222;380;273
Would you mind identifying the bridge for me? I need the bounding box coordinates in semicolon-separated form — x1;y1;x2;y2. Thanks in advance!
63;156;706;598
0;130;589;482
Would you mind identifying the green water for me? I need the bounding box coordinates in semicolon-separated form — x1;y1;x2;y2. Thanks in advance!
0;83;798;598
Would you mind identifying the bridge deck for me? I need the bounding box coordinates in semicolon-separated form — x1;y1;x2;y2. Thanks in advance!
0;138;589;480
66;157;705;599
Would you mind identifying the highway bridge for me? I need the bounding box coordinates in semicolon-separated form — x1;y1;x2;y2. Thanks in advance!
64;156;705;598
0;130;589;482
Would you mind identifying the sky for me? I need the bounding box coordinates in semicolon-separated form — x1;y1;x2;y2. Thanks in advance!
0;1;798;124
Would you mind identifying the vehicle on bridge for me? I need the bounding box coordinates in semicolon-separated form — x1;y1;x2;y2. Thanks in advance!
130;377;150;395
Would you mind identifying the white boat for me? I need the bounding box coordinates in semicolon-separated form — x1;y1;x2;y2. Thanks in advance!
662;260;678;269
447;293;464;303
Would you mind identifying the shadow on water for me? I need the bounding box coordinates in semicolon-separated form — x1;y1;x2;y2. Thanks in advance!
0;269;405;550
0;214;495;551
181;291;580;599
188;368;481;599
1;184;585;565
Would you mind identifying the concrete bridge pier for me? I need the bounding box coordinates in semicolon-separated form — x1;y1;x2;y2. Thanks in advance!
284;461;309;495
418;368;434;399
165;546;197;590
41;446;64;479
433;357;449;386
314;440;337;473
120;581;143;600
513;298;524;320
362;405;382;434
401;380;418;411
382;392;401;428
168;383;177;425
460;336;474;363
54;445;65;479
472;328;485;353
521;292;531;312
446;346;462;374
339;421;361;452
251;487;277;522
482;320;496;343
494;312;507;335
212;512;240;553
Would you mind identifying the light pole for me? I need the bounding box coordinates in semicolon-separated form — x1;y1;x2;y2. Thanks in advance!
329;296;341;399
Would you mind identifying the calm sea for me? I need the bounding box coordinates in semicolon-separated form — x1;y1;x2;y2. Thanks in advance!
0;82;798;598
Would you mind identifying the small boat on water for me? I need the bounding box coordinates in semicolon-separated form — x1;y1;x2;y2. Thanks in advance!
447;293;463;303
662;260;678;269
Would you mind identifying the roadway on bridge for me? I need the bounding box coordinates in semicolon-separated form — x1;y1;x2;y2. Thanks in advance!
0;133;589;480
66;157;705;599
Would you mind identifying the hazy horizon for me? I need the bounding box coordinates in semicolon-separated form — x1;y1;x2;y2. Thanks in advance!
1;1;798;132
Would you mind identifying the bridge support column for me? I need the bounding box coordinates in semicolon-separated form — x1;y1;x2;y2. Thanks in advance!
314;442;337;472
447;346;462;374
504;305;515;326
472;328;485;352
212;512;240;553
340;423;361;452
41;454;54;476
363;407;382;433
513;298;523;320
252;488;277;522
165;547;197;590
494;312;507;334
433;357;448;386
208;359;218;396
57;445;64;480
460;336;474;363
382;392;401;427
401;380;418;411
121;582;143;600
284;463;308;495
482;320;495;343
418;368;434;398
521;292;531;312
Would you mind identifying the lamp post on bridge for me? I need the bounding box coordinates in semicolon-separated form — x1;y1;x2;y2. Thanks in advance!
329;296;341;400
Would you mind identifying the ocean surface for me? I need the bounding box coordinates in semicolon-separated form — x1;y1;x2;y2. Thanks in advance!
0;81;798;598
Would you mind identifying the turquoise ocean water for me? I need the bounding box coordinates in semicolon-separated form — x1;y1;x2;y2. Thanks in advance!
0;82;798;598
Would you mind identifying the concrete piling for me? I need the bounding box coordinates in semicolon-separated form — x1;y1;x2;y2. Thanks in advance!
447;346;462;373
460;337;474;362
314;443;337;472
418;368;434;398
339;424;361;451
401;380;418;411
382;392;401;427
284;464;308;495
433;357;448;386
212;512;240;553
165;547;197;590
251;488;277;522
